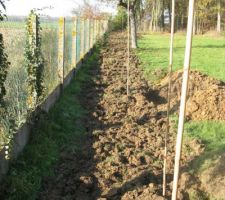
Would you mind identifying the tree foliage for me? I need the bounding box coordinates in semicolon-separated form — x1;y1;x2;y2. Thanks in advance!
142;0;225;33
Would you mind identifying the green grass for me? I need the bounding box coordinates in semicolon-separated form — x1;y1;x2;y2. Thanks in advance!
136;33;225;82
184;121;225;173
171;114;225;175
0;47;100;200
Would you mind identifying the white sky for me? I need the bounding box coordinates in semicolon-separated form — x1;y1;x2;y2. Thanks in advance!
4;0;116;17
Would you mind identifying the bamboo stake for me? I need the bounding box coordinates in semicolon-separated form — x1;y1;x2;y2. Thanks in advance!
127;0;130;98
171;0;195;199
163;0;175;196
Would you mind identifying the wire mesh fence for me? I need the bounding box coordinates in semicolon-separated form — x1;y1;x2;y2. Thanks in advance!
0;14;108;149
0;17;27;146
40;16;59;94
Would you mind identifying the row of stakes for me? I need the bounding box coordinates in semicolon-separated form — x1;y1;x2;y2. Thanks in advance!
125;0;196;199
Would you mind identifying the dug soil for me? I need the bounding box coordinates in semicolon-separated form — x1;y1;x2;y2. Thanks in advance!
156;70;225;121
38;32;224;200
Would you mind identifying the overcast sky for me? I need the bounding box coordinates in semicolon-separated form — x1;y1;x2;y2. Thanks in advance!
4;0;116;17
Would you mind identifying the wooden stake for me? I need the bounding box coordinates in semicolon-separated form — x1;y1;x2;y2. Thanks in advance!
163;0;175;197
171;0;195;199
93;19;96;45
86;18;90;52
71;16;77;69
97;20;100;39
80;17;85;59
90;19;93;48
58;17;65;86
127;0;130;98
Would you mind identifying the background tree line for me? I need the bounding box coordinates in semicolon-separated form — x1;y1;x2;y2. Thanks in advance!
106;0;224;50
140;0;225;34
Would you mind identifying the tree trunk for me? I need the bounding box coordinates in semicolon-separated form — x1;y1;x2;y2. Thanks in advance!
168;2;171;26
193;11;196;35
161;0;165;31
130;9;137;48
217;0;221;33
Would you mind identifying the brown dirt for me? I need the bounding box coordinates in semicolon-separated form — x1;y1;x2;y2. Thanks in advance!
38;32;176;200
156;70;225;121
38;32;224;200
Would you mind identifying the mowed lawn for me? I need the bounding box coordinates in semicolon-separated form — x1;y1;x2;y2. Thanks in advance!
137;33;225;82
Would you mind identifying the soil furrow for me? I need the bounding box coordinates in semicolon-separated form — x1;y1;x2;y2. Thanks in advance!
38;32;193;200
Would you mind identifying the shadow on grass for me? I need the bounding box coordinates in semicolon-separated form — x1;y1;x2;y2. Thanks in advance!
186;143;225;175
183;121;225;174
138;44;225;53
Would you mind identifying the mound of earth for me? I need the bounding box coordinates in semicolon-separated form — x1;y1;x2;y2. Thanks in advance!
156;70;225;121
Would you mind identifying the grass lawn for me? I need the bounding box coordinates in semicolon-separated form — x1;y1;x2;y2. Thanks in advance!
136;33;225;82
184;121;225;173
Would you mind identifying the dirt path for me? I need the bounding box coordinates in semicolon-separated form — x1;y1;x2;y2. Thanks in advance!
38;32;179;200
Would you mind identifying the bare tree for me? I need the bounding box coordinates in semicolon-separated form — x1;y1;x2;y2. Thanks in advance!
72;0;110;19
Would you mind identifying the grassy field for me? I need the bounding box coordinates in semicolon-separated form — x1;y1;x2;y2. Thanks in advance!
137;33;225;82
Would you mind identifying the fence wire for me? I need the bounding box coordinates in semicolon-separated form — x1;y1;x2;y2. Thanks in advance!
0;17;27;146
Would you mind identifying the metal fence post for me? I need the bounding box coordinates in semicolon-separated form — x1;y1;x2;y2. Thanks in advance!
71;16;77;69
58;17;65;88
